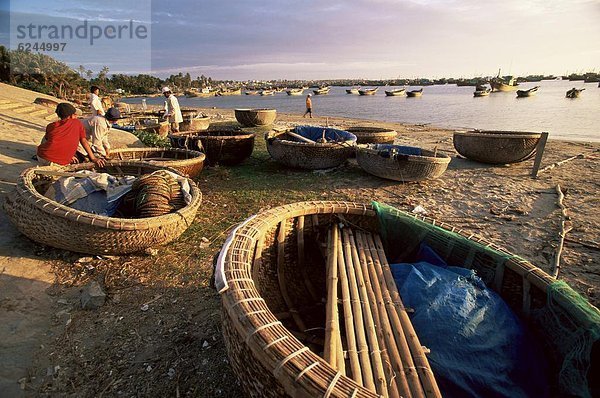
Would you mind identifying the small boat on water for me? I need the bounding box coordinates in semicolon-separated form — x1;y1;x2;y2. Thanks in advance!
286;88;304;96
516;86;540;98
406;88;423;97
490;70;519;92
474;88;491;97
313;87;331;95
216;88;242;96
245;90;260;96
261;90;275;96
385;88;406;96
358;87;379;96
566;88;585;99
346;87;360;94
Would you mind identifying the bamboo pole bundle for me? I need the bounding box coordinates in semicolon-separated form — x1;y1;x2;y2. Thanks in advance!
365;233;425;398
342;228;376;392
346;228;390;397
324;228;340;368
358;231;413;398
373;234;442;398
297;216;320;302
336;225;363;385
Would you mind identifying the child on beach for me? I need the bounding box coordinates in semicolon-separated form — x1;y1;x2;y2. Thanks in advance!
37;103;106;168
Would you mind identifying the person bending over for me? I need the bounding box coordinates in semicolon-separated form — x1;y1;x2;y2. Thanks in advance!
37;103;106;168
77;107;121;161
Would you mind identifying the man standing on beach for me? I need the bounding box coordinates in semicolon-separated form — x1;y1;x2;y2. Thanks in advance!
162;87;183;133
303;94;313;118
37;103;106;167
90;85;105;116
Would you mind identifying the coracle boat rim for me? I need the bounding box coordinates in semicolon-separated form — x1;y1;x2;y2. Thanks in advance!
455;130;542;139
357;145;451;164
16;161;202;230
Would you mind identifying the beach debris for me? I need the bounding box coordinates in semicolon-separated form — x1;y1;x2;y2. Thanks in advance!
412;205;428;215
200;237;210;249
140;304;149;311
538;154;585;175
552;184;573;278
80;280;106;310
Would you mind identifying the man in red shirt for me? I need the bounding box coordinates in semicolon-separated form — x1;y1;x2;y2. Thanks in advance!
37;103;105;167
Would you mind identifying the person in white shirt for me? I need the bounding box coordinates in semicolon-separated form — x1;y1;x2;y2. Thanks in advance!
90;85;105;116
162;86;183;133
77;107;121;160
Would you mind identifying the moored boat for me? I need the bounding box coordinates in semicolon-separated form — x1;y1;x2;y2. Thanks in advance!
385;88;406;96
346;88;360;94
406;88;423;97
286;88;304;96
313;87;331;95
516;86;540;98
245;90;260;95
358;87;378;96
490;71;519;92
473;88;491;97
566;87;585;99
261;90;275;96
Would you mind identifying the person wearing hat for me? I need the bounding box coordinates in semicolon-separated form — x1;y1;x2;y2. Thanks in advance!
77;107;121;160
37;103;106;167
303;94;313;118
89;85;105;116
162;87;183;132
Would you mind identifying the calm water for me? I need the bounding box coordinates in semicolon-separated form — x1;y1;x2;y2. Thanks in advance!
125;80;600;142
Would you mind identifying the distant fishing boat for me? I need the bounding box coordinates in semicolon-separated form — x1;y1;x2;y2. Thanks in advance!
516;86;540;98
385;88;406;96
566;88;585;99
473;88;491;97
313;87;331;95
245;90;260;95
346;87;360;94
261;90;275;96
490;69;519;92
217;88;242;96
358;87;378;96
406;88;423;97
286;88;304;96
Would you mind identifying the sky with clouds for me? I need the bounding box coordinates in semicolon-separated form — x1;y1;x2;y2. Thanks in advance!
2;0;599;79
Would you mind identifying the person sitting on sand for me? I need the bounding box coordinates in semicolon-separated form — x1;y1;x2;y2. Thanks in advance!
303;94;313;118
37;103;106;168
162;86;183;133
76;107;121;161
90;85;105;116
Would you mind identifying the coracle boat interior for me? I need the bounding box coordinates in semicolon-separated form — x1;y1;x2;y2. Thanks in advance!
345;126;398;144
108;147;206;178
217;201;599;398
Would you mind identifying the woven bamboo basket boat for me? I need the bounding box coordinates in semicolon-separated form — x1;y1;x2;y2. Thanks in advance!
346;127;398;144
235;108;277;127
108;148;206;178
453;130;542;164
180;115;210;132
3;161;202;255
266;127;357;170
217;201;599;398
356;145;450;182
189;130;255;166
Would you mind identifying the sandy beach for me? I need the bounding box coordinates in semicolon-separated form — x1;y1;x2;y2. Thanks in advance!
1;88;598;396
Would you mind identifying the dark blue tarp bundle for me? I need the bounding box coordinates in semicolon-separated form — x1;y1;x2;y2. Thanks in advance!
390;244;549;398
370;144;423;157
293;126;357;143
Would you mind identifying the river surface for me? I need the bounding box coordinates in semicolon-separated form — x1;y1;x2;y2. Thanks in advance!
124;80;600;142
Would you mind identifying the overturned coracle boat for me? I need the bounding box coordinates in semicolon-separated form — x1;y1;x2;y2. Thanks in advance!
235;108;277;127
266;126;357;170
516;86;540;98
217;200;599;397
384;89;406;96
453;130;542;164
566;88;585;98
108;148;206;178
4;162;202;255
345;126;397;144
406;88;423;97
356;144;450;182
358;88;378;96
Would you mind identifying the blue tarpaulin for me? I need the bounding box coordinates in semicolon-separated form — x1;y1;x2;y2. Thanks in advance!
390;244;549;398
293;126;357;143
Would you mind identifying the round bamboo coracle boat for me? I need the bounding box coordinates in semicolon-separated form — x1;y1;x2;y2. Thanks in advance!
356;144;450;182
169;131;204;153
191;130;255;166
345;127;398;144
3;162;202;255
108;147;206;178
180;115;210;132
266;127;357;170
234;108;277;127
453;130;542;164
217;201;599;398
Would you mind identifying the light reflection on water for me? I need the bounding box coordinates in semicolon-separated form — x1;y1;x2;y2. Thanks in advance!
124;80;599;142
